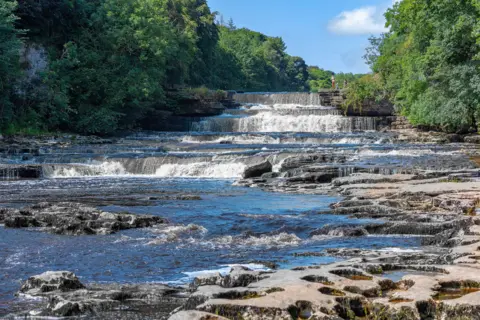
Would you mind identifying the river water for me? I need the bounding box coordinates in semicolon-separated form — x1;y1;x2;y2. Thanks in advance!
0;96;473;316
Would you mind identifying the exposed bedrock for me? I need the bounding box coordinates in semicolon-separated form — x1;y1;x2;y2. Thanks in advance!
192;167;480;319
278;153;347;172
0;202;166;235
14;271;187;319
171;258;480;320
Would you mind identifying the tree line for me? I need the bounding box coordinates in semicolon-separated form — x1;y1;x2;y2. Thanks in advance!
353;0;480;133
0;0;355;135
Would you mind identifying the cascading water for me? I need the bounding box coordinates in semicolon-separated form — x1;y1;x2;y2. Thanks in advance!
235;113;377;133
43;157;250;178
28;93;432;179
190;92;378;133
232;92;326;106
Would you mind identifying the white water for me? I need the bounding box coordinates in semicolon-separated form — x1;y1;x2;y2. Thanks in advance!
191;112;377;133
182;134;390;145
238;113;374;133
46;161;248;179
356;149;457;157
233;92;326;106
246;104;336;110
154;162;246;178
205;232;302;248
48;162;127;178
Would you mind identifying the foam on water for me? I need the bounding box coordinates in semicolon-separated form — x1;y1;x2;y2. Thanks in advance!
147;224;208;245
48;162;127;178
205;232;302;248
154;162;246;178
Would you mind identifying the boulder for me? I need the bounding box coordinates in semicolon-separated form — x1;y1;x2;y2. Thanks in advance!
242;161;272;179
19;271;85;295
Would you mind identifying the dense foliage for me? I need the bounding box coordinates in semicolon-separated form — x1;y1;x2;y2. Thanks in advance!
344;74;385;113
0;0;23;131
307;67;362;92
364;0;480;133
0;0;360;134
212;24;310;92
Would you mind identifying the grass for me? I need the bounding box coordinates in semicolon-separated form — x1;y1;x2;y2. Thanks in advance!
1;124;51;136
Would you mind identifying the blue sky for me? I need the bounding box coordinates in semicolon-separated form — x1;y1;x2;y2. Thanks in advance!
208;0;396;74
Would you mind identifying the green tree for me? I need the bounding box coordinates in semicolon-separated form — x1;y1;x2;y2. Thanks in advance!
43;0;183;134
0;0;22;131
286;56;308;91
368;0;480;132
307;66;333;91
4;0;316;134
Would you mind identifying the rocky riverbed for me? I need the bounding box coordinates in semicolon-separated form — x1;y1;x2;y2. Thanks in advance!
1;99;480;319
187;167;480;320
4;163;480;319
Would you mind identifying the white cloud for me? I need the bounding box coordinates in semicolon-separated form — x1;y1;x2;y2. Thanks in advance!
328;6;388;35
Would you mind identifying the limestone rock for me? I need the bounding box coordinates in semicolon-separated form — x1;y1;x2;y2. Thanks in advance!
242;161;272;179
0;202;165;235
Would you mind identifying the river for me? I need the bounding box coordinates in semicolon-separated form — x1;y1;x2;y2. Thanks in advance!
1;93;473;317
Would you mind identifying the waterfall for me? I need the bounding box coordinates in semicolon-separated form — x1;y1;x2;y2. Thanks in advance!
190;112;378;133
10;91;389;180
42;154;270;178
233;92;326;106
42;162;127;178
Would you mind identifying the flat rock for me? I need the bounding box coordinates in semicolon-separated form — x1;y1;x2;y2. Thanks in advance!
0;202;166;235
15;271;187;318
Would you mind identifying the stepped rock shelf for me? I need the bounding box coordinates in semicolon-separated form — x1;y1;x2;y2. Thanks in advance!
1;93;480;319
